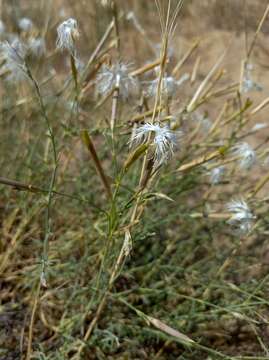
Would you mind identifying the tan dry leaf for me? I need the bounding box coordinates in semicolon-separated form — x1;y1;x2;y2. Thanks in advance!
147;316;194;344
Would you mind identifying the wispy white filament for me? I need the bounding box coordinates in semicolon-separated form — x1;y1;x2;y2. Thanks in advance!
1;39;27;82
232;142;256;170
209;166;225;185
146;76;178;99
56;18;79;55
242;63;262;93
28;37;46;57
18;17;33;32
226;198;254;234
96;62;138;100
132;123;180;167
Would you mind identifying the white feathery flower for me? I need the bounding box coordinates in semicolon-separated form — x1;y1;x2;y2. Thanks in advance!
209;166;225;185
56;18;79;55
28;37;46;57
1;39;28;82
96;62;138;100
18;17;33;32
226;198;254;234
0;20;5;36
132;123;179;167
146;76;178;99
232;142;256;170
242;63;262;93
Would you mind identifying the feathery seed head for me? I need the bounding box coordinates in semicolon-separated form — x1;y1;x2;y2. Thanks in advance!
56;18;79;55
232;142;256;170
132;123;180;167
147;76;177;99
242;62;262;93
18;17;33;32
1;39;28;82
96;62;138;100
226;198;254;234
28;37;46;57
209;166;225;185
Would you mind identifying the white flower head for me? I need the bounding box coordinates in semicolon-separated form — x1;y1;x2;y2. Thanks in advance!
226;198;255;234
1;39;28;82
96;62;138;100
132;123;180;167
18;17;33;32
242;62;262;93
56;18;79;55
28;37;46;57
232;142;256;170
0;20;6;36
146;76;178;99
209;166;225;185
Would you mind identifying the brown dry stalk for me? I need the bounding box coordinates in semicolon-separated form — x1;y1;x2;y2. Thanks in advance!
172;40;200;77
248;171;269;199
177;150;223;172
130;58;163;77
81;130;112;199
147;316;194;344
81;20;115;83
187;49;228;112
26;282;41;360
129;106;163;124
247;3;269;59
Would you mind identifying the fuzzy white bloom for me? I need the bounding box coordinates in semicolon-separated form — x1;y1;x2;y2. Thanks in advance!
242;63;262;93
1;39;27;82
209;166;225;185
56;18;79;55
0;20;5;35
132;123;179;167
232;142;256;170
146;76;178;99
18;17;33;32
28;37;46;57
96;62;138;100
226;198;254;234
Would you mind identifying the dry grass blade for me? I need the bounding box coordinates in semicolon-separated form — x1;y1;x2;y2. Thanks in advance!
177;149;225;172
81;130;112;199
187;48;228;112
147;316;194;345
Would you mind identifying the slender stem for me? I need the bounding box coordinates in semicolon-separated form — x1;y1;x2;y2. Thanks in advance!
81;130;112;200
25;64;58;360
